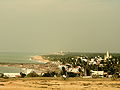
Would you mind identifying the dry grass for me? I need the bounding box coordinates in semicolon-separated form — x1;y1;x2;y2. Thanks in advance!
0;77;120;90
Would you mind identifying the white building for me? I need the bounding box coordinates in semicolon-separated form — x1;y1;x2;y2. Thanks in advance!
4;73;21;78
91;71;104;77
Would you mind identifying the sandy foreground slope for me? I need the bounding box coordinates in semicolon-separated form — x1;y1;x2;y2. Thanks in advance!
0;77;120;90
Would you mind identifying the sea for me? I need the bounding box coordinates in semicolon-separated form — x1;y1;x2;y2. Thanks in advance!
0;52;40;73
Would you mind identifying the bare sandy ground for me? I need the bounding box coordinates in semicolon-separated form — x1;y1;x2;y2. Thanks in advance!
0;77;120;90
31;56;50;63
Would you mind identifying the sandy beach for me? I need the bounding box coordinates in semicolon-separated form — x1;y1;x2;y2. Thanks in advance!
31;56;50;63
0;77;120;90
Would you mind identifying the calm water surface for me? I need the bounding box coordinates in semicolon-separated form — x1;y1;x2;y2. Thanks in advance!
0;52;40;73
0;52;40;63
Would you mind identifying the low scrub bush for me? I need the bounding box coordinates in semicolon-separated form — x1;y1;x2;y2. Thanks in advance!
27;71;39;77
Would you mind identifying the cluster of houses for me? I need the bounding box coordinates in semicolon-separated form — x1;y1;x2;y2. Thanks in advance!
89;51;112;65
56;51;119;78
58;63;106;78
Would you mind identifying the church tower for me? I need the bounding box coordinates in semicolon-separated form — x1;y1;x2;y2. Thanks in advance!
104;51;112;61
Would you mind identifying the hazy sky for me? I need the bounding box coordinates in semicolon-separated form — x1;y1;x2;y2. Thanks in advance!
0;0;120;53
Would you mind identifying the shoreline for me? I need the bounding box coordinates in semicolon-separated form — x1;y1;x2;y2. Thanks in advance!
31;56;50;63
0;62;59;74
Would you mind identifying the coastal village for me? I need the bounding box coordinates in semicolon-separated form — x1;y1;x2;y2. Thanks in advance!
0;51;120;79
